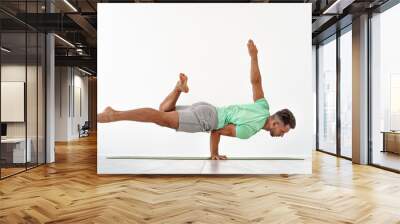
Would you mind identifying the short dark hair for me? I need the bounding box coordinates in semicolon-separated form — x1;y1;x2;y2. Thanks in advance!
273;109;296;129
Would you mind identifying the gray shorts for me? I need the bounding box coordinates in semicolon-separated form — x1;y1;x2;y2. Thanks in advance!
175;102;218;133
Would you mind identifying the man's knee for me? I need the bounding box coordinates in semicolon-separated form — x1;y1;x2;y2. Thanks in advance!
156;111;178;129
158;104;166;112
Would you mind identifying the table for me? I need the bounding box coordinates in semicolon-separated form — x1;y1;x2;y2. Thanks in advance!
1;138;32;163
381;131;400;154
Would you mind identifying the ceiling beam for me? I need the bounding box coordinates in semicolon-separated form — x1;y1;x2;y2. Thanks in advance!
67;13;97;46
55;55;96;71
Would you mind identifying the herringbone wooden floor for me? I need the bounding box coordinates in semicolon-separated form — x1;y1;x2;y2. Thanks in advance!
1;134;400;224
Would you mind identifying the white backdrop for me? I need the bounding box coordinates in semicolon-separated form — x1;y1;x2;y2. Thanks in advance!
98;3;312;159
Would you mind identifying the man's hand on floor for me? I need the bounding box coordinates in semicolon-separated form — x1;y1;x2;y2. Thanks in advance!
211;154;228;160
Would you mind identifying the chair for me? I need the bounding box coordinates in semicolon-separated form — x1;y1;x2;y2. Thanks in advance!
79;121;90;138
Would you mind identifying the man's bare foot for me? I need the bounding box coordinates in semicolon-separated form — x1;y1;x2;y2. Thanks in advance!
97;106;116;123
175;73;189;93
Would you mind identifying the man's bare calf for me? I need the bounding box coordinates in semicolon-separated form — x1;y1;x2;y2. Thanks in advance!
97;106;179;129
159;73;188;112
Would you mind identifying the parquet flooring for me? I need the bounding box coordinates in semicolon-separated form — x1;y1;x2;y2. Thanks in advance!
1;134;400;223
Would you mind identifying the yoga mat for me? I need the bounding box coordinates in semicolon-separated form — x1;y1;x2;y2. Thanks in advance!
106;156;305;160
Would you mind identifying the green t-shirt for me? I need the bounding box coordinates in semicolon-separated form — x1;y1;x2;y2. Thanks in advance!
216;98;270;139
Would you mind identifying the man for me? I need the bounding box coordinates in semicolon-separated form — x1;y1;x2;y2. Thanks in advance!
98;39;296;160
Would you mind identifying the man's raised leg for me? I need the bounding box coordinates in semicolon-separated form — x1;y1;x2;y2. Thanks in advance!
97;73;188;129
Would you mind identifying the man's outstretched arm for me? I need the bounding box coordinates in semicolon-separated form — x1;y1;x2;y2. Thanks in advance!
247;39;265;102
210;124;236;160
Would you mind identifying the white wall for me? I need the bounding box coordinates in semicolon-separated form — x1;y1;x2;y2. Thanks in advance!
55;67;68;141
98;4;312;159
72;72;89;138
55;67;89;141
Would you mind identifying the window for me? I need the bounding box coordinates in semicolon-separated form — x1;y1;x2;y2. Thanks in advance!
340;28;352;158
0;1;47;179
318;36;337;154
371;3;400;171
